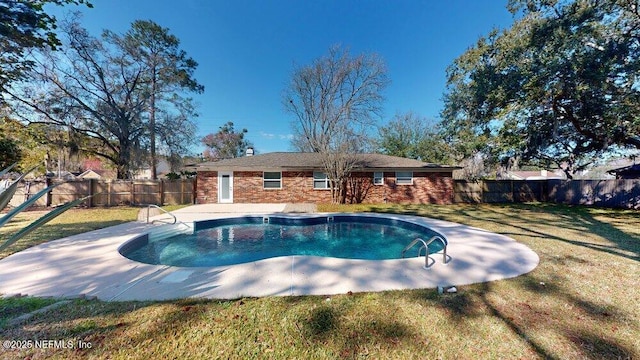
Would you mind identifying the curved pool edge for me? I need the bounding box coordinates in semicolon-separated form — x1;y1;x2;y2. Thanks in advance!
0;209;539;301
117;213;449;266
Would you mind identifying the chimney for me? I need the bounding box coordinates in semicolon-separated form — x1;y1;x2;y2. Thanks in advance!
246;147;254;156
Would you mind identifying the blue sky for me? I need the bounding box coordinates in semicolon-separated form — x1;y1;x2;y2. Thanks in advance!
50;0;515;154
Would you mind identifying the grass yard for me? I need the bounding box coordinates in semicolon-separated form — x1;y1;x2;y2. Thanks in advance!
0;203;638;359
0;207;140;260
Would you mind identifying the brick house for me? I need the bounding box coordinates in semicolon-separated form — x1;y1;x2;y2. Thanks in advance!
193;152;460;204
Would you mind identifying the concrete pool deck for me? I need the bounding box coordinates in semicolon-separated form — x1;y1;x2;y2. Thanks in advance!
0;204;539;301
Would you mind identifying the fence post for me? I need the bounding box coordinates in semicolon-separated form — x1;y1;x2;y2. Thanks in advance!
45;177;52;207
181;179;185;204
88;179;94;207
511;180;514;203
107;180;112;207
159;179;165;206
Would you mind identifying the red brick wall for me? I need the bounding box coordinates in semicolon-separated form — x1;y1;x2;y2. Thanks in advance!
232;171;334;203
381;172;455;204
345;172;454;204
196;170;454;204
196;171;218;203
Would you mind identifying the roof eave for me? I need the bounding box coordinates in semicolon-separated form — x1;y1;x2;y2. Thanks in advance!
193;165;462;172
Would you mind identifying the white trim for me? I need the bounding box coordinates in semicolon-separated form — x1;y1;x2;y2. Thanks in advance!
218;171;233;203
263;171;282;189
395;171;413;185
313;171;331;190
373;172;384;185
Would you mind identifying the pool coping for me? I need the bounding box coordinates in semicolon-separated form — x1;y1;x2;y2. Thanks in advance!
0;204;539;301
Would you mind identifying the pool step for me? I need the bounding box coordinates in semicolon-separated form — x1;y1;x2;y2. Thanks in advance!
148;222;194;241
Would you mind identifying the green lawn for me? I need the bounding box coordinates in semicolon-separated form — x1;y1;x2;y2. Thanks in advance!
0;207;140;260
0;203;638;359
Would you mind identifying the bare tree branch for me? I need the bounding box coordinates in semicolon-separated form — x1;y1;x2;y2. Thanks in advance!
283;45;389;203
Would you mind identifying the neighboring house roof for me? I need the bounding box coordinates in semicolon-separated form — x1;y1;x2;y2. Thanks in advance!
45;170;77;180
607;163;640;178
78;169;116;179
132;158;172;179
194;152;461;172
501;170;565;180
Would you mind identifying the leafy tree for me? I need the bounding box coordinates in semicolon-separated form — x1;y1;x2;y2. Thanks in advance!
201;121;253;161
0;115;52;171
377;112;453;164
110;20;204;179
3;18;199;179
3;107;115;174
4;18;146;179
283;45;389;203
442;0;640;178
0;137;21;170
0;0;91;92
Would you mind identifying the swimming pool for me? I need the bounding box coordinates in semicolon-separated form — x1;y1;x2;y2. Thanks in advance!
0;205;541;300
121;215;446;267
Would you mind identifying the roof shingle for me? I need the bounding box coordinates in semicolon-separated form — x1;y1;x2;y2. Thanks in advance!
194;152;459;171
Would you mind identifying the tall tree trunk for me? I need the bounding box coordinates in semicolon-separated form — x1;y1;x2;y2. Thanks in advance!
149;70;157;180
117;136;132;179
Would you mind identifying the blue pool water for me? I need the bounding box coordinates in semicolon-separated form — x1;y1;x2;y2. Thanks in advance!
123;216;444;267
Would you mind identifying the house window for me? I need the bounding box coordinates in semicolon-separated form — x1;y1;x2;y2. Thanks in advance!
396;171;413;185
373;172;384;185
263;172;282;189
313;172;330;189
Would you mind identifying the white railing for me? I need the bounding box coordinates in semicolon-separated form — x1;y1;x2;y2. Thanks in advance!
401;235;448;268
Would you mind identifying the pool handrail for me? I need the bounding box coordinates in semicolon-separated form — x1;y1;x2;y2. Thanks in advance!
401;235;448;268
144;204;177;225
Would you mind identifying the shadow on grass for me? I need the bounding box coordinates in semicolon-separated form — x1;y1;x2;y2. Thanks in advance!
369;203;639;262
1;203;637;359
0;300;146;354
0;297;59;329
409;285;560;359
495;204;637;261
477;282;562;360
0;298;238;358
565;330;634;360
484;276;634;360
297;299;415;358
381;203;638;359
411;278;634;360
305;305;339;337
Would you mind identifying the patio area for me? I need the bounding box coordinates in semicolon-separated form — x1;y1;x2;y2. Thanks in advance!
0;204;539;301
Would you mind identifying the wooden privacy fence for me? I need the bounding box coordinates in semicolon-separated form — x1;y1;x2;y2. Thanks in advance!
454;180;549;203
454;179;640;209
548;179;640;209
9;179;195;208
7;178;640;209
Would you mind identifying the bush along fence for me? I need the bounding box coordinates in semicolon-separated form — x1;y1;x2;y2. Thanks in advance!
8;179;195;208
454;179;640;209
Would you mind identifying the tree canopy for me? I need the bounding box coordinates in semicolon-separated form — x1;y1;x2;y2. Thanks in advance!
201;121;253;161
3;17;200;179
0;0;92;92
442;0;640;177
377;112;453;164
0;136;21;170
109;20;204;179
